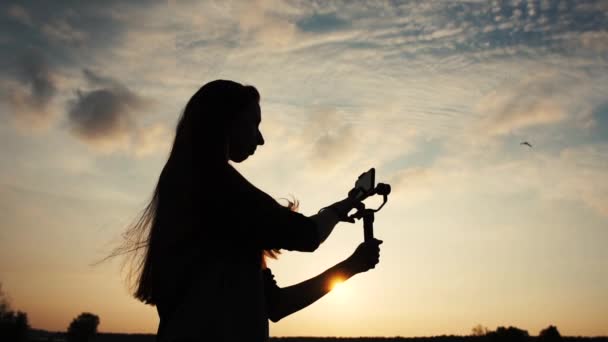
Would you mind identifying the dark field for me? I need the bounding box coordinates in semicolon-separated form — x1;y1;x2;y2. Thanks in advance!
27;329;608;342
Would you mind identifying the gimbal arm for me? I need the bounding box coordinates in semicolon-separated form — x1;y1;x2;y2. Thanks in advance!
344;183;391;242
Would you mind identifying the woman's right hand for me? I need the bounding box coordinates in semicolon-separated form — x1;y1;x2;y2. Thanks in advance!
330;197;361;221
344;239;382;274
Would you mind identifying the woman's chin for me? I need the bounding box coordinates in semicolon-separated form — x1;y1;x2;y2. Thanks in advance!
230;153;250;163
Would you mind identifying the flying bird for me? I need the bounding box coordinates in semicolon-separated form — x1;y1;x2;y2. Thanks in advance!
520;141;532;148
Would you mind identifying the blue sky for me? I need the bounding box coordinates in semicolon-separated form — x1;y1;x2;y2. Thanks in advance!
0;0;607;337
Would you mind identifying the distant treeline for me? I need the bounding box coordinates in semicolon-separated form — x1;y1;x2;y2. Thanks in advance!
26;330;608;342
269;338;608;342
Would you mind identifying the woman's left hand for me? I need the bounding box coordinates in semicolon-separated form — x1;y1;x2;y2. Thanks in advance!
344;239;383;274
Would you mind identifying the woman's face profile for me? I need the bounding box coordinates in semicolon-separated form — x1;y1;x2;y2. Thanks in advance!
228;102;265;163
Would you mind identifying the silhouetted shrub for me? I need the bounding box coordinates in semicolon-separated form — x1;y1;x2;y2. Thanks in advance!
0;311;30;342
486;326;529;342
67;312;100;342
0;283;29;342
539;325;562;341
0;284;8;315
471;324;489;336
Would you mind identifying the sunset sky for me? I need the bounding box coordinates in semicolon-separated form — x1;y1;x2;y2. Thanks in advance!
1;0;607;337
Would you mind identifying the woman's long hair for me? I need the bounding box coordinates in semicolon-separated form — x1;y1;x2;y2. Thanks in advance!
106;80;263;305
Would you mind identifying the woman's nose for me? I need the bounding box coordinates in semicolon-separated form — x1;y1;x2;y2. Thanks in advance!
258;131;265;146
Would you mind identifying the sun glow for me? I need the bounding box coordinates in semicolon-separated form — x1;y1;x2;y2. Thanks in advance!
329;276;352;299
330;276;345;291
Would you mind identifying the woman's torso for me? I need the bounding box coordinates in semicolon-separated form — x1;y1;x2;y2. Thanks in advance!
154;164;318;342
156;249;269;342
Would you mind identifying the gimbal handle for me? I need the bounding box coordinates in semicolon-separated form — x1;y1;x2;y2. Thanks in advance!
363;209;375;242
343;183;391;243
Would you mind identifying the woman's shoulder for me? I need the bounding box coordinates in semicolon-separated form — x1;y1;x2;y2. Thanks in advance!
225;164;274;201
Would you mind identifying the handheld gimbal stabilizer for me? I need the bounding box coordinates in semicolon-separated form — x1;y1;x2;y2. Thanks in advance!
345;168;391;242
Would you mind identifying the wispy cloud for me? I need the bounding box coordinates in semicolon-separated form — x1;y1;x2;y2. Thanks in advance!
132;122;171;159
301;109;357;170
0;1;606;209
7;4;33;27
0;52;59;129
475;72;568;136
389;142;608;218
41;19;88;45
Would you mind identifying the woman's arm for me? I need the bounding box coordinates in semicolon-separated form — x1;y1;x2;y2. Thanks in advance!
227;165;360;252
266;239;382;322
309;197;359;244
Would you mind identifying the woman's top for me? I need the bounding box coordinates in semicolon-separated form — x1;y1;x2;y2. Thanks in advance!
155;164;320;342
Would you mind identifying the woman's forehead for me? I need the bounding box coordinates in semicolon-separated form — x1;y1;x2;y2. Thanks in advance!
246;102;261;122
234;102;261;124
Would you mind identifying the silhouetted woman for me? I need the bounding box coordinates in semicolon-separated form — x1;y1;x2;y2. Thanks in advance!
113;80;382;342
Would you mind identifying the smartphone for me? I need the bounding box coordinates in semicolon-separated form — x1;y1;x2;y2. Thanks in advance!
353;168;375;200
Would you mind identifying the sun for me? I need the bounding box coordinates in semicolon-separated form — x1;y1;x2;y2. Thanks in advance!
330;277;345;291
329;276;351;300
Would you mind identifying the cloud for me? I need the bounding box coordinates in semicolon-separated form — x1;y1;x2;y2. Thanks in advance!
0;2;168;131
311;124;355;168
132;123;171;159
7;4;33;27
235;0;301;48
388;142;608;218
65;68;171;157
548;145;608;216
389;166;439;204
42;19;88;45
0;2;177;157
478;97;566;136
2;1;607;163
68;89;136;151
82;68;122;89
579;31;608;52
298;108;358;171
475;72;574;137
296;13;351;33
67;69;145;153
427;27;463;40
1;52;59;129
